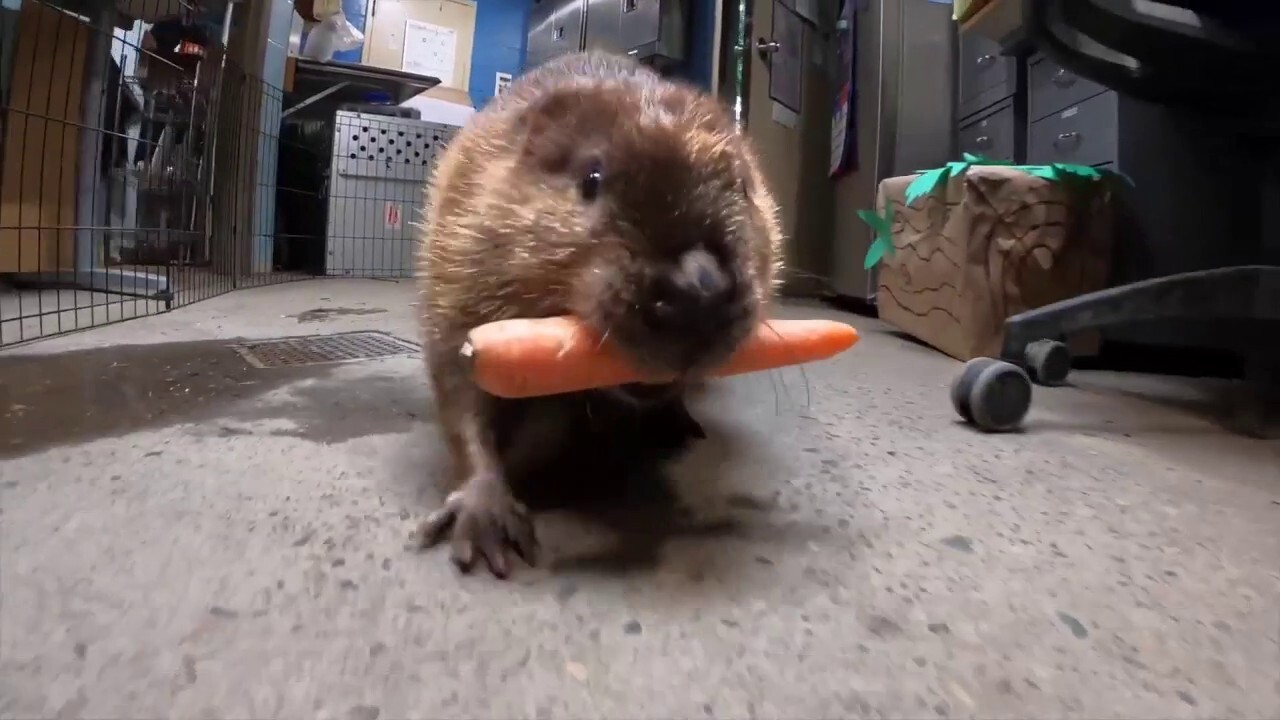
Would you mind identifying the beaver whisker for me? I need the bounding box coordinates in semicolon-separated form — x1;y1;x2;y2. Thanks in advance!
761;318;812;411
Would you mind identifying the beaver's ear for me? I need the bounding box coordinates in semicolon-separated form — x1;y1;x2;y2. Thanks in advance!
513;86;614;174
513;87;583;173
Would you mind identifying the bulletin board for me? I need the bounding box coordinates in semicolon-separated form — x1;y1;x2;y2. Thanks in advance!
361;0;476;92
402;18;457;82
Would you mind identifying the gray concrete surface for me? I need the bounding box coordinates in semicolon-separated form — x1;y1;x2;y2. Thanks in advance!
0;286;165;346
1;278;1277;720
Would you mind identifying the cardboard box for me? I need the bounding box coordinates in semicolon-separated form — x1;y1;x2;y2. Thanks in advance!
874;165;1116;361
954;0;992;23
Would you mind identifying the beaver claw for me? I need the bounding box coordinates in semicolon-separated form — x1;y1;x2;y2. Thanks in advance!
414;486;539;578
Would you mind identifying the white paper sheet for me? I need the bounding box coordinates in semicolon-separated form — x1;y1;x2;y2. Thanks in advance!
494;72;512;97
401;18;456;84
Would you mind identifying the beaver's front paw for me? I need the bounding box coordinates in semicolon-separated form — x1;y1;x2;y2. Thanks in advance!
413;478;538;579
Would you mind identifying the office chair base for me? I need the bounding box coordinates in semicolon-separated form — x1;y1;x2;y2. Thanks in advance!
949;266;1280;437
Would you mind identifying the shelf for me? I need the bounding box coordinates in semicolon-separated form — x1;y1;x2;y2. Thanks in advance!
284;59;442;121
961;0;1033;56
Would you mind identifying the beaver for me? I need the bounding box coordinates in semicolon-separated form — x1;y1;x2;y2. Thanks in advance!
413;51;783;578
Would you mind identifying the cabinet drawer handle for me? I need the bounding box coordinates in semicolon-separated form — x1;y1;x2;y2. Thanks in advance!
1053;131;1081;148
976;54;997;68
974;135;992;149
756;38;781;54
1051;68;1076;87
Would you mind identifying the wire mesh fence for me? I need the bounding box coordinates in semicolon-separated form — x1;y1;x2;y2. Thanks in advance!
0;0;447;348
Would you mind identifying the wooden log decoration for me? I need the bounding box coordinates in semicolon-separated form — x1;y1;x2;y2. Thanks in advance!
860;157;1120;361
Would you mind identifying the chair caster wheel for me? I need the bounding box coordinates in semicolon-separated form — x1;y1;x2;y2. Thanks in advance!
950;357;997;425
1025;339;1071;386
951;357;1032;432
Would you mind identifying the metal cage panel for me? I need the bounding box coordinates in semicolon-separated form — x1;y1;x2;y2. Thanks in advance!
0;2;458;348
325;111;457;279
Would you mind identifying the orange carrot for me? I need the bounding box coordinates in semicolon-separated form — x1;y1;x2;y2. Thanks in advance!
462;316;859;399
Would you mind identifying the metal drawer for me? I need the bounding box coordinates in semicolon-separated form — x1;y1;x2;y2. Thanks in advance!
1029;57;1106;122
959;34;1014;103
1028;91;1118;167
959;102;1015;163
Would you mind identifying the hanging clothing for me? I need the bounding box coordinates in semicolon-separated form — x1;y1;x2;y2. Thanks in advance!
828;0;858;178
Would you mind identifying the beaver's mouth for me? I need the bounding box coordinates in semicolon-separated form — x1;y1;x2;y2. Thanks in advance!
609;381;682;405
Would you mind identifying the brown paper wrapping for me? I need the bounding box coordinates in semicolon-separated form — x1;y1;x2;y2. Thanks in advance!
875;165;1115;361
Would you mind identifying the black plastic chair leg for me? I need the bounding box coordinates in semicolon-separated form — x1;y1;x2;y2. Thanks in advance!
1228;351;1280;438
999;265;1280;363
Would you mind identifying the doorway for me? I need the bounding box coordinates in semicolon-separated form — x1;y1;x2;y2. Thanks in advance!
725;0;835;293
717;0;751;127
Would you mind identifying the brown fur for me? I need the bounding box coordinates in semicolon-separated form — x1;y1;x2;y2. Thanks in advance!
413;51;784;577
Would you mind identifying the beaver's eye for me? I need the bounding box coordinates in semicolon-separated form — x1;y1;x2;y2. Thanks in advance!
580;165;603;201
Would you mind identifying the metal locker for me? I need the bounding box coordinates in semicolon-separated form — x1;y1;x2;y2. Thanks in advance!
619;0;687;67
584;0;624;54
526;0;557;68
549;0;585;59
619;0;660;50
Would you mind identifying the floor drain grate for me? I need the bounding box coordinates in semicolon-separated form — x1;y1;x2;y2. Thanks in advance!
232;331;419;369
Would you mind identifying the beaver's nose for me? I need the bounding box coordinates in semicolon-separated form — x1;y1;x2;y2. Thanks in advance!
671;248;734;304
643;249;737;331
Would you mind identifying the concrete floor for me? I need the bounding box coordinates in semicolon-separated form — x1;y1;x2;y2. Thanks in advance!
0;286;166;346
1;278;1277;720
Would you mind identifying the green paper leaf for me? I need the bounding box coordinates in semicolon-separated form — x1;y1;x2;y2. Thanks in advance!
856;208;890;237
863;237;889;270
1024;165;1059;181
857;206;895;269
904;166;950;206
1054;163;1101;180
946;161;972;178
961;153;1016;166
